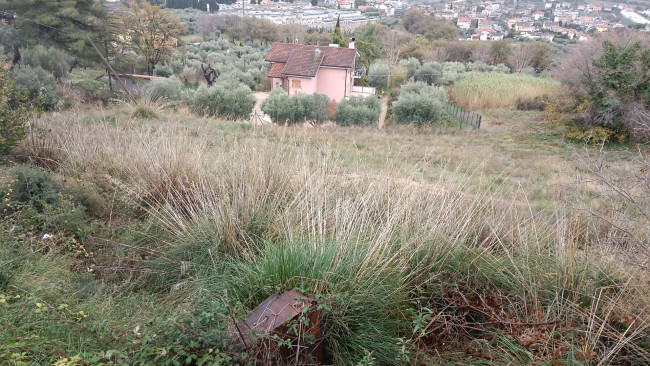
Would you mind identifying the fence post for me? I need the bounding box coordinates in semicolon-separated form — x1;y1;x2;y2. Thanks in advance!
460;108;464;130
447;102;481;130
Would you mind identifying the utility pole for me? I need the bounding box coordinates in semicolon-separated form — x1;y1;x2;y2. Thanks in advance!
242;0;245;17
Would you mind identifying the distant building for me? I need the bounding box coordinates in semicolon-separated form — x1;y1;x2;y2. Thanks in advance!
457;16;472;29
338;0;352;9
471;28;504;40
515;21;535;33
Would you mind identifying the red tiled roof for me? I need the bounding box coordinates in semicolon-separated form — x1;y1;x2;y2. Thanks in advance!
282;49;325;77
266;43;356;69
268;62;285;78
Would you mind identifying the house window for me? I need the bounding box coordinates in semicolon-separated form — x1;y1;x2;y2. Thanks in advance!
291;79;301;89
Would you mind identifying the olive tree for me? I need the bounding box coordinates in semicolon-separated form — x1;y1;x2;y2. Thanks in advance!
262;88;332;125
391;81;448;126
186;79;255;119
335;96;381;126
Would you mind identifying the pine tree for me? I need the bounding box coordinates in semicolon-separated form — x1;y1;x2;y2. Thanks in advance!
0;0;108;62
332;16;348;47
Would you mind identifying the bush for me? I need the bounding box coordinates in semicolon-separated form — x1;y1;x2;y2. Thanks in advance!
0;68;33;158
261;89;332;125
368;64;390;88
114;51;147;75
75;79;114;106
516;96;547;111
11;66;60;110
415;62;443;85
391;81;447;126
145;76;183;102
335;96;381;126
21;45;71;79
565;125;619;144
261;88;293;123
295;92;331;125
153;64;174;78
187;81;255;119
1;165;60;214
554;30;650;141
179;66;202;86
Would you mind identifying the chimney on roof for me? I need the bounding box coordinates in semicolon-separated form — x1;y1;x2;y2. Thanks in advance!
349;37;355;49
329;43;339;47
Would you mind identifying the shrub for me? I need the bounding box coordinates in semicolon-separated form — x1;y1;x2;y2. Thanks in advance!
114;51;147;75
21;45;71;79
145;76;183;102
187;81;255;119
335;96;381;126
11;66;60;110
565;125;617;144
554;30;650;141
296;92;332;125
368;64;390;88
0;68;34;158
1;165;60;214
261;88;332;125
392;81;448;126
261;88;293;123
179;66;202;86
403;61;511;86
516;96;547;111
153;64;174;78
399;57;421;80
415;62;443;85
75;79;114;106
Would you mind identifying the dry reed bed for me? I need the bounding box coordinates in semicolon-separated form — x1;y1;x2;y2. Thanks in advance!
17;111;650;364
452;73;559;110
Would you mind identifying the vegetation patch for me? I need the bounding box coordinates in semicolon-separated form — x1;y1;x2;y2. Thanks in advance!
392;81;448;126
335;96;381;126
453;73;558;110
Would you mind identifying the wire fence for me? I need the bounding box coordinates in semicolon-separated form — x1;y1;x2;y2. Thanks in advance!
444;102;482;129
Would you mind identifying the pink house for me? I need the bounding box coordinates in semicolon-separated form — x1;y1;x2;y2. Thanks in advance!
265;42;373;103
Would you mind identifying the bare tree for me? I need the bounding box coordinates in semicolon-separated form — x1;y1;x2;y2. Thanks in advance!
510;43;535;73
471;43;492;64
197;13;220;37
378;29;409;86
278;23;308;44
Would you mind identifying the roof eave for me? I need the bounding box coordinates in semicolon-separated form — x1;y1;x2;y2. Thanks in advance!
281;73;317;78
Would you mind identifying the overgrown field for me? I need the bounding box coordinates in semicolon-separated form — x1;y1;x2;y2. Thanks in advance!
1;106;649;365
452;73;559;110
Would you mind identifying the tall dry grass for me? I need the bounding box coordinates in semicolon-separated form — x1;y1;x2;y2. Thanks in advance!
452;73;559;110
14;111;650;364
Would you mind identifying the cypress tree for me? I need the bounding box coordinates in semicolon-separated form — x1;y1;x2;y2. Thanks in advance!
332;16;348;47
